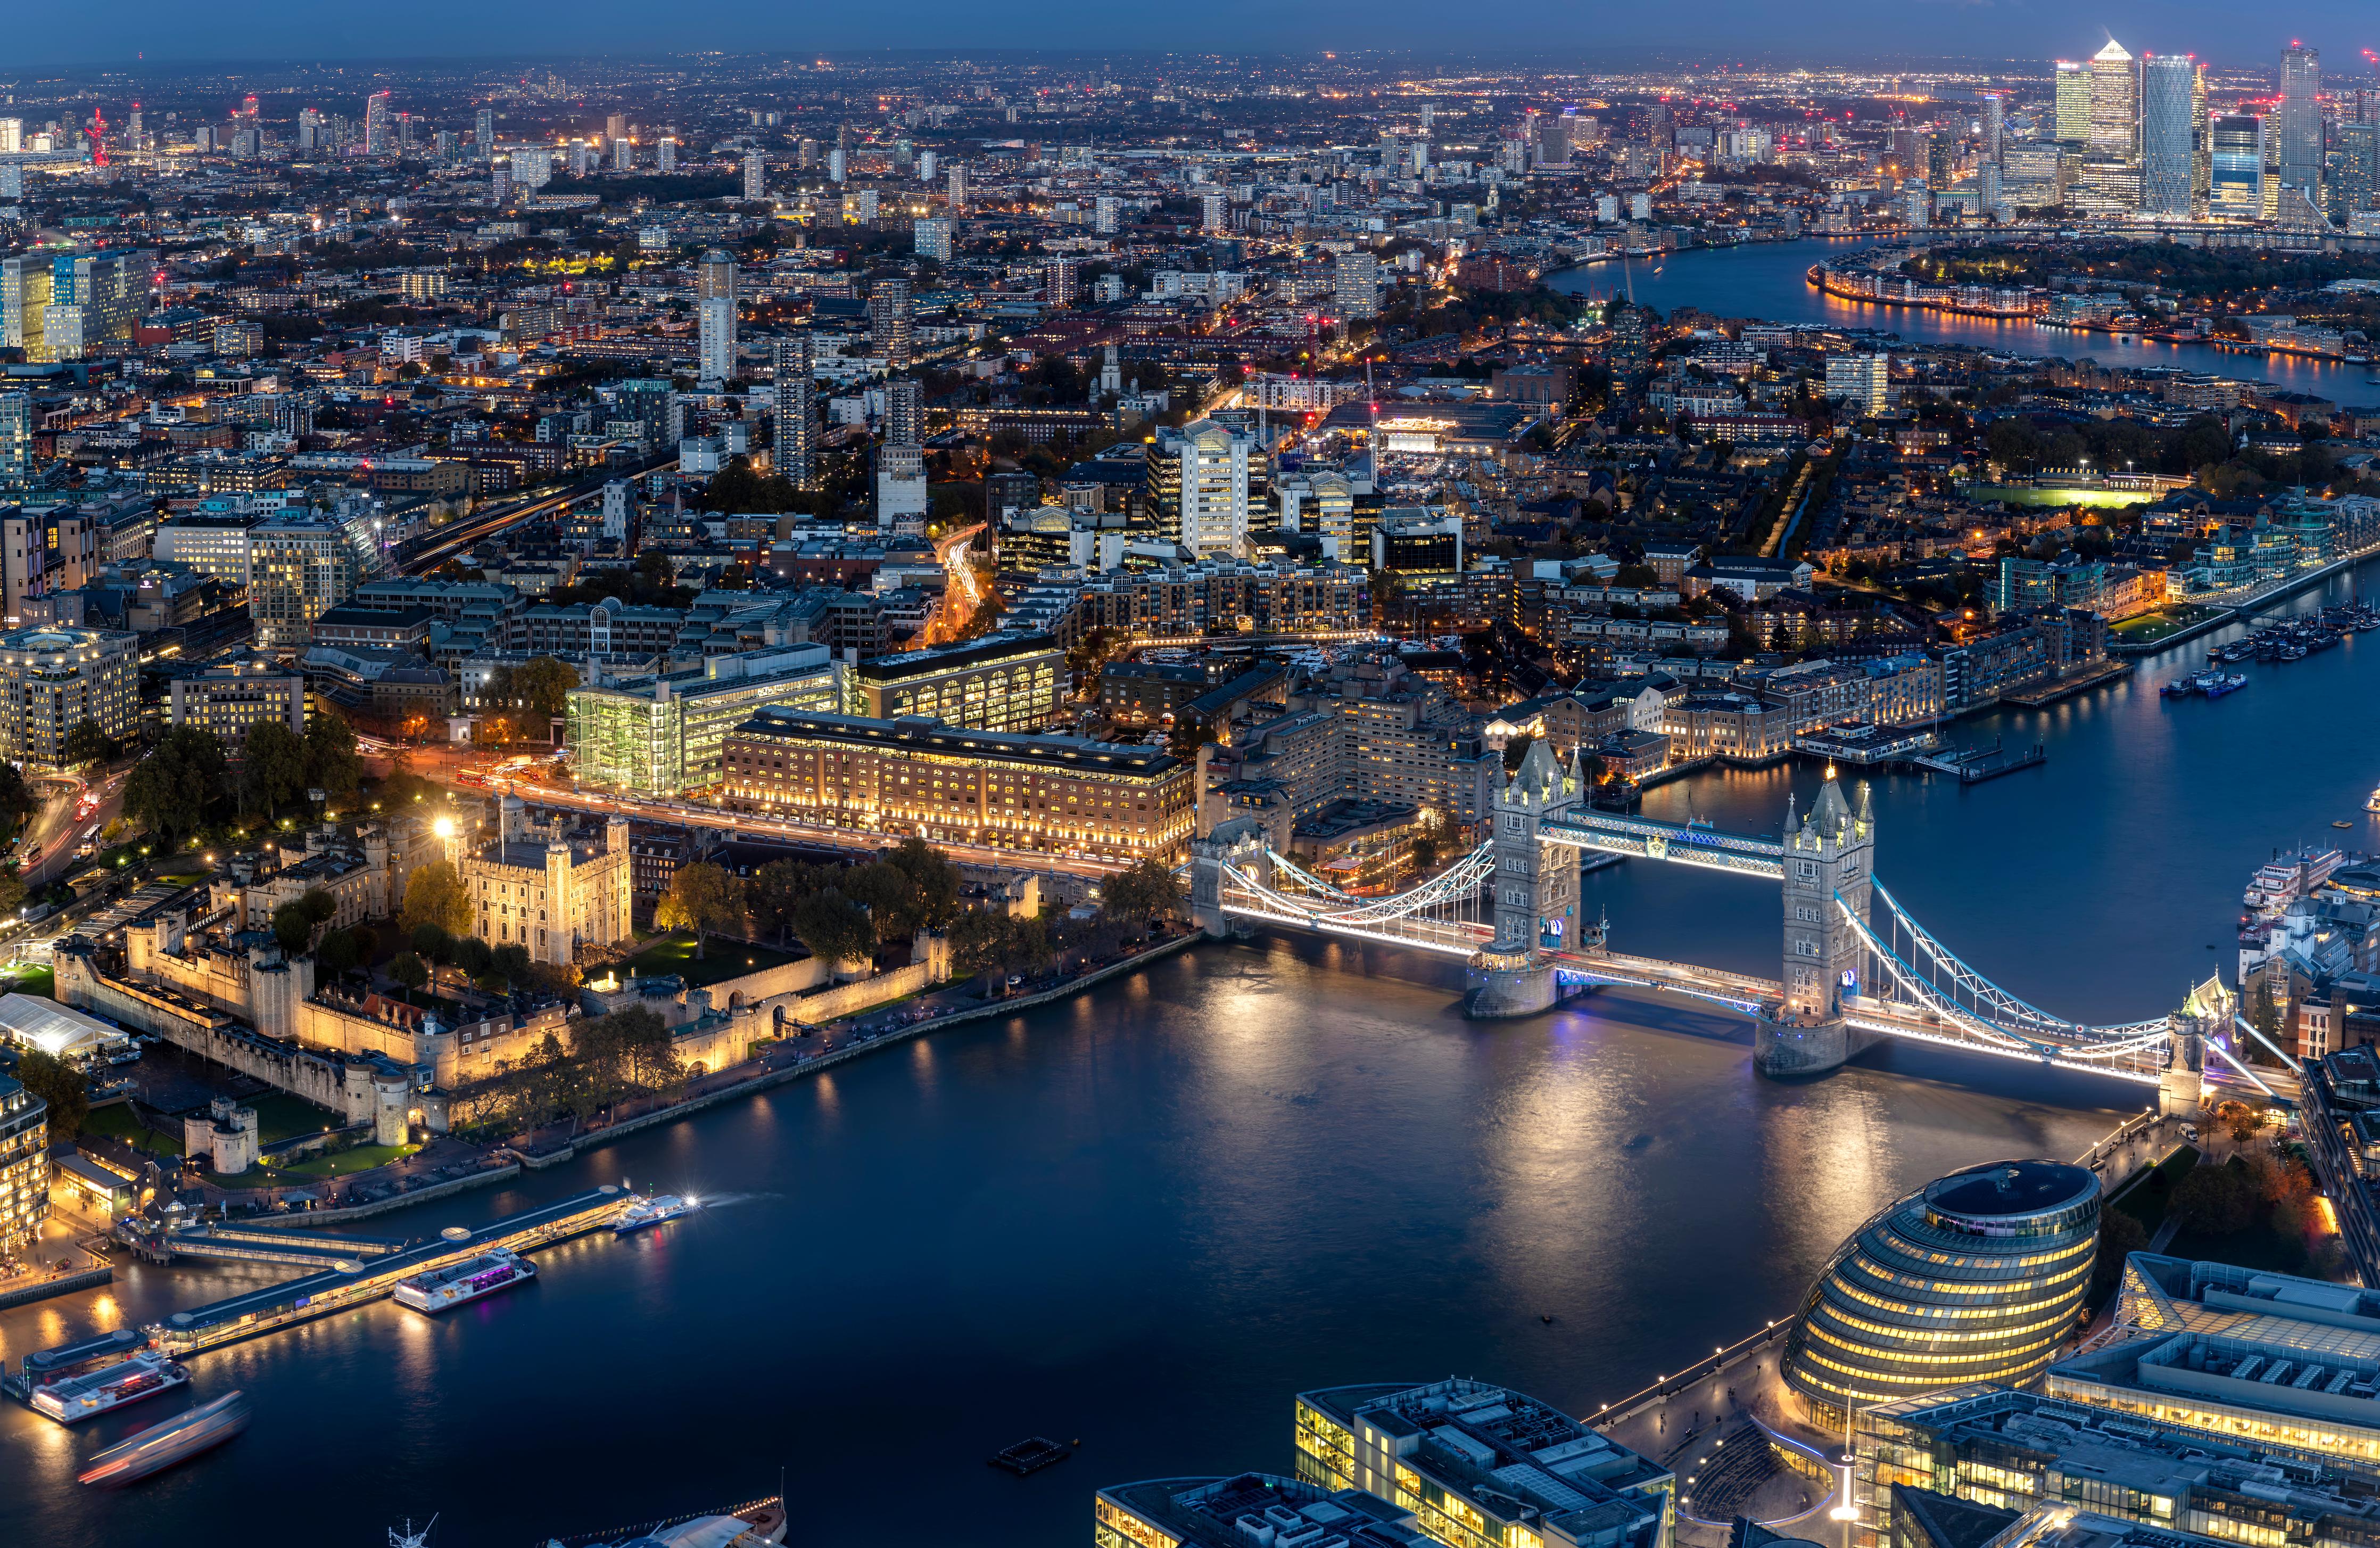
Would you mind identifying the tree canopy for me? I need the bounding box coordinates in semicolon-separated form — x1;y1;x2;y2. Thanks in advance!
656;862;741;958
400;859;473;936
126;727;228;838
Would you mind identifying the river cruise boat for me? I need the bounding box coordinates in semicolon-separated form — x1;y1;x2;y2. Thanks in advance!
2204;673;2249;698
78;1390;249;1485
28;1351;189;1424
393;1247;536;1314
613;1193;699;1235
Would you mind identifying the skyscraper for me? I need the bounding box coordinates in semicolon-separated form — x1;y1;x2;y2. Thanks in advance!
869;278;912;370
697;250;736;384
914;217;953;261
742;150;766;201
883;376;922;448
1981;93;2005;164
2278;44;2323;201
2087;40;2139;165
772;334;816;490
2140;54;2199;217
298;108;319;151
363;92;392;156
2054;62;2090;145
1333;249;1378;320
2210;114;2268;220
948;162;967;211
0;392;30;489
2329;120;2378;225
475;108;493;160
606;113;626;145
657;136;677;173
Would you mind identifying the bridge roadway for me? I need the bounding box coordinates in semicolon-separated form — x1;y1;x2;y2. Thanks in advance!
1213;895;2287;1099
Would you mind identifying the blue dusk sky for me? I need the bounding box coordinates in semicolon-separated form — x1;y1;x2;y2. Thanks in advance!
11;0;2380;70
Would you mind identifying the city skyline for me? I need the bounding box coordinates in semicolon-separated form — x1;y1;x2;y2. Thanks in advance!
16;9;2380;69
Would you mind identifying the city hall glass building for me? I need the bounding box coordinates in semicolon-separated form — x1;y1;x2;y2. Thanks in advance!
1782;1160;2101;1425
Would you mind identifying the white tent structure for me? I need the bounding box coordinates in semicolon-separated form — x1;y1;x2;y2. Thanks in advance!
0;993;131;1061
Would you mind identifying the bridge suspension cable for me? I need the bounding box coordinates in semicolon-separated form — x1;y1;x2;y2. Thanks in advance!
1220;839;1496;927
1869;880;2172;1040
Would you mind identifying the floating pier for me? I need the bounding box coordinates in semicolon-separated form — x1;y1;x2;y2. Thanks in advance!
1910;738;2047;784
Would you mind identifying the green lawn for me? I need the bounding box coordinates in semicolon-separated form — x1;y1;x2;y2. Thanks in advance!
619;933;808;989
82;1102;183;1156
0;965;54;1000
2109;1146;2201;1236
247;1091;343;1144
284;1143;419;1176
2112;606;2222;644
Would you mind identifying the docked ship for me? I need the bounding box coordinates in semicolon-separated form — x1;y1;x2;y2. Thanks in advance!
614;1194;700;1235
29;1350;189;1424
2204;673;2249;698
543;1496;788;1548
393;1247;536;1314
77;1390;249;1486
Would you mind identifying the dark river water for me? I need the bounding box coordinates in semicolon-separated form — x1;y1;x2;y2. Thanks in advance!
1550;236;2380;406
7;565;2380;1548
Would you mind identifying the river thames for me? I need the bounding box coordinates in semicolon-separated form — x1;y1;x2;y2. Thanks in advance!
7;561;2380;1547
1550;236;2380;406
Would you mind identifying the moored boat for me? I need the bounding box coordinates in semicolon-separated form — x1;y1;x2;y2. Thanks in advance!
29;1351;189;1425
77;1390;249;1486
393;1247;535;1314
2204;673;2249;698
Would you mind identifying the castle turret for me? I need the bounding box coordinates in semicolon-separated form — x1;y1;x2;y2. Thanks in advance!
1756;769;1880;1077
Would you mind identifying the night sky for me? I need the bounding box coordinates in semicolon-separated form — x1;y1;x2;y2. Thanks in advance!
12;2;2380;71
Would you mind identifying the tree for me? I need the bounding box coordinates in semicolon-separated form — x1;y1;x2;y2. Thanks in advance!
948;908;1016;991
411;924;453;964
316;928;360;978
491;943;532;983
656;862;740;958
14;1047;86;1141
125;727;227;839
1102;858;1182;925
2172;1162;2258;1236
238;719;311;817
2094;1205;2149;1290
453;935;493;978
883;838;961;931
64;718;115;765
400;859;473;936
387;951;430;1003
482;656;579;727
747;859;816;946
791;890;876;971
304;709;365;800
271;901;319;956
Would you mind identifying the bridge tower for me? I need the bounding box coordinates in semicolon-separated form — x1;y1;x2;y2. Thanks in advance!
1466;739;1582;1018
1756;770;1880;1076
2161;976;2229;1118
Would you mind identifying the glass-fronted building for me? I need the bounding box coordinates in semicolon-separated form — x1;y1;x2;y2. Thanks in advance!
1782;1160;2101;1426
0;1074;50;1251
567;647;839;797
1295;1379;1674;1548
1095;1473;1434;1548
842;630;1062;732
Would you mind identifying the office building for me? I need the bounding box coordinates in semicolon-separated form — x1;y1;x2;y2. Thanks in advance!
1096;1474;1434;1548
247;512;388;647
565;646;840;797
2140;55;2200;217
869;277;912;369
167;661;307;746
2279;44;2324;201
458;794;632;967
914;216;952;261
2;506;101;624
1;257;51;360
1781;1159;2101;1425
2088;40;2139;166
152;516;255;584
742;150;765;201
2210;116;2267;220
1150;420;1255;560
722;708;1198;861
772;334;816;490
876;445;927;526
697;249;736;383
1826;353;1891;414
1295;1379;1674;1548
841;631;1062;730
2331;121;2378;225
0;626;138;769
363;92;391;155
0;392;29;489
1334;249;1379;320
2055;62;2091;144
1982;93;2004;163
41;251;144;362
0;1075;48;1254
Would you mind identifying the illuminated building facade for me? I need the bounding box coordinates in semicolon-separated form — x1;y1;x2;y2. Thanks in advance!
1095;1473;1432;1548
841;631;1063;731
0;1074;47;1252
457;794;634;966
166;661;307;746
722;708;1197;861
1294;1379;1674;1548
0;626;138;770
565;647;839;797
1782;1159;2101;1426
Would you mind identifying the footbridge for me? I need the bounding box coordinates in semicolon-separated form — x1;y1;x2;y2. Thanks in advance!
1191;742;2282;1109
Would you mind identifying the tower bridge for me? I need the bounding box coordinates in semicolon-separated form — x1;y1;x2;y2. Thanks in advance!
1189;740;2282;1113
